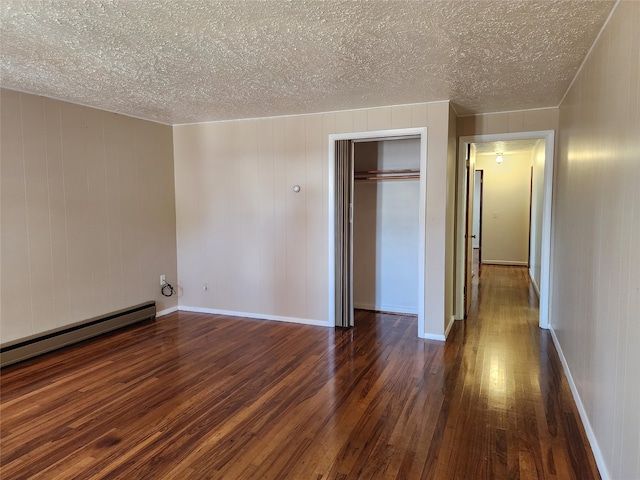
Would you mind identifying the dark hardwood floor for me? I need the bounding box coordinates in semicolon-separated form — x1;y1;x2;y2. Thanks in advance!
0;266;600;479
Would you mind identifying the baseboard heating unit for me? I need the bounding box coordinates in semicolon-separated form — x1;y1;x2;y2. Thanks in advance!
0;301;156;368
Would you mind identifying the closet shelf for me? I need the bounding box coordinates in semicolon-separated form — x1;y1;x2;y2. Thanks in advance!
354;168;420;181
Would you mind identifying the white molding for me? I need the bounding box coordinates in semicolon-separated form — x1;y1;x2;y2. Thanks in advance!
529;268;540;298
549;327;610;480
454;138;468;320
455;130;555;330
178;306;331;328
328;128;429;339
422;333;446;342
538;132;556;329
156;306;179;317
353;303;419;315
173;101;450;127
557;0;621;108
445;315;455;338
456;106;559;119
4;87;174;126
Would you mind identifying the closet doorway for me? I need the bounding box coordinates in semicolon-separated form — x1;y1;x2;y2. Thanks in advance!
328;128;427;337
353;139;421;316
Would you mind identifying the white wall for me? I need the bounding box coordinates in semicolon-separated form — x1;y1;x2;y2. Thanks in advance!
475;152;532;265
173;102;455;338
353;139;420;314
552;2;640;479
529;139;545;294
0;89;178;344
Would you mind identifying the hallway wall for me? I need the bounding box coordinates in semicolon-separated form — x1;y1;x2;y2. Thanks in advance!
552;2;640;479
457;107;558;136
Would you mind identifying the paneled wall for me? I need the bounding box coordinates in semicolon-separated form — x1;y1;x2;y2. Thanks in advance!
552;2;640;479
457;107;558;136
1;89;178;344
445;103;458;332
173;101;455;338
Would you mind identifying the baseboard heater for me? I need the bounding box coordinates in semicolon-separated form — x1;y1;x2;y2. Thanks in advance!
0;301;156;368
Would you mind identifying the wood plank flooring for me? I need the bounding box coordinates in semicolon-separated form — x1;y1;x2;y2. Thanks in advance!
1;266;600;479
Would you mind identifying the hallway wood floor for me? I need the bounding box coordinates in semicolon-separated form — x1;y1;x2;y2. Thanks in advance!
1;266;600;479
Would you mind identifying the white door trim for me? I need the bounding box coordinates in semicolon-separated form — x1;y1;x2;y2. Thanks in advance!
328;128;429;338
454;130;555;329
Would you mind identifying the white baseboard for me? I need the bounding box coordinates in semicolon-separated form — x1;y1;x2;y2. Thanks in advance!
445;315;455;338
156;306;179;317
482;260;528;266
420;332;446;341
549;327;609;480
529;268;540;297
353;303;419;315
174;305;445;340
177;306;331;328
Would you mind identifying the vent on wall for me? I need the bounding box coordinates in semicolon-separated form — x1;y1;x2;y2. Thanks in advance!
0;301;156;367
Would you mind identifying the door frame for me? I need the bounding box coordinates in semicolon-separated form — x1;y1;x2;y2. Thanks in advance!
328;128;428;338
473;169;484;266
454;130;556;329
463;143;476;317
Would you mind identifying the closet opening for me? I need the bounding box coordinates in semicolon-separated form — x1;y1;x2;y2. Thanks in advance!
352;139;421;318
328;128;427;338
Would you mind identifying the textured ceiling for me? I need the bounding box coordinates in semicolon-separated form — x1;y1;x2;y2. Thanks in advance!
475;139;542;155
0;0;615;125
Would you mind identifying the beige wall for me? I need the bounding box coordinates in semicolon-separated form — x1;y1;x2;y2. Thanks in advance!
0;89;178;344
173;102;454;338
552;2;640;479
475;152;532;265
445;103;458;332
457;107;559;136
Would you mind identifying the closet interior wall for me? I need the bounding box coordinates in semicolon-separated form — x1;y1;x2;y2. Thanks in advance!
352;139;420;316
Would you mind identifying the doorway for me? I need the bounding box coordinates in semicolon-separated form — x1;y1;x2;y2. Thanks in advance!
328;128;428;338
455;131;555;329
473;146;534;268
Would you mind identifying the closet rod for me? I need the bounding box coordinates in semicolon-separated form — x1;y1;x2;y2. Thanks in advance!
355;176;419;181
354;168;420;181
354;168;420;176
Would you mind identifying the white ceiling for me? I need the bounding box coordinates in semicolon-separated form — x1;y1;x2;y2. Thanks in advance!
0;0;615;125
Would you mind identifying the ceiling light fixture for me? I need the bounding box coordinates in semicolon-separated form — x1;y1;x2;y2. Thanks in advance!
496;153;504;164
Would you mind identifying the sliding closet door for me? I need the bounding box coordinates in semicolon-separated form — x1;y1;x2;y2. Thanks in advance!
335;140;354;328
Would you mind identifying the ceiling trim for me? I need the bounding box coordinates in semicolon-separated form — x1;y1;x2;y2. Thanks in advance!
173;101;452;127
456;106;559;119
558;0;621;108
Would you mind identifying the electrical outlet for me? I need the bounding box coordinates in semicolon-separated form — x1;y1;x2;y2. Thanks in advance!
160;275;166;286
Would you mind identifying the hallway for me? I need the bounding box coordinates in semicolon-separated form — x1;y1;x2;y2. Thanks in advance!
0;266;600;479
435;265;600;478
